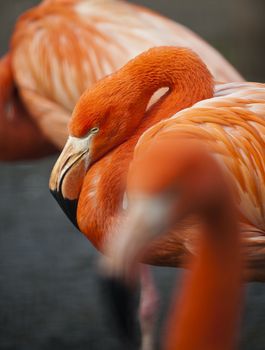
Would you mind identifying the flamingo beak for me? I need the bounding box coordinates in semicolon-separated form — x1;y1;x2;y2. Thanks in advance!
49;135;93;229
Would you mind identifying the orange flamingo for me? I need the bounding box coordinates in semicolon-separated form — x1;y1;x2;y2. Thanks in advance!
1;0;243;160
49;46;265;280
49;46;263;348
102;138;243;350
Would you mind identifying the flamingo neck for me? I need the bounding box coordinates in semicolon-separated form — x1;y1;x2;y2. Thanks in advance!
164;206;242;350
71;47;213;139
118;46;214;129
77;47;213;248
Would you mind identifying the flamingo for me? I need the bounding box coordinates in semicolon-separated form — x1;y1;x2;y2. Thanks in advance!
49;46;264;348
1;0;243;160
101;138;243;350
49;46;265;279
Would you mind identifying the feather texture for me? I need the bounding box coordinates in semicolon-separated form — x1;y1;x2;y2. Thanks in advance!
4;0;243;152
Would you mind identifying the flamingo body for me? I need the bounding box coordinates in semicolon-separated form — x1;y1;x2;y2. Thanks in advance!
131;81;265;279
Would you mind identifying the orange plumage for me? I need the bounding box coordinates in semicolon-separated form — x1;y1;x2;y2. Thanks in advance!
133;81;265;279
50;46;265;281
1;0;243;160
0;55;56;160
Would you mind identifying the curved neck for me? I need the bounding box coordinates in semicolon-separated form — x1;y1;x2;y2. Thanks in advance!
124;46;213;102
117;46;213;130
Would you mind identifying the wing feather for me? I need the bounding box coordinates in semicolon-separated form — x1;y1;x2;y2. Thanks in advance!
135;82;265;230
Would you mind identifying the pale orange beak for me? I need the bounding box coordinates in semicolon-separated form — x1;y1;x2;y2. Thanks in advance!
49;135;92;228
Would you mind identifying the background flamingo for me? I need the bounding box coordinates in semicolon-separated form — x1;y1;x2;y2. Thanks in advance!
101;139;243;350
0;0;243;160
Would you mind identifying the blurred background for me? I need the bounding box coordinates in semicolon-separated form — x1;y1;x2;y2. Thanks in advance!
0;1;264;349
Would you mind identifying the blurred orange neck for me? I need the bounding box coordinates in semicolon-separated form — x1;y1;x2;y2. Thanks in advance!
164;209;242;350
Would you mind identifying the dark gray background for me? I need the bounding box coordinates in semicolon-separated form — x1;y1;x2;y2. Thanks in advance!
0;1;265;350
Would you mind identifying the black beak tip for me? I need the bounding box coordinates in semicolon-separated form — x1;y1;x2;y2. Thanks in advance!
50;189;79;230
98;273;140;348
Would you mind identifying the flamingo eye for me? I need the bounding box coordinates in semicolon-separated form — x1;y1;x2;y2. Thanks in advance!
90;127;99;134
77;127;99;139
